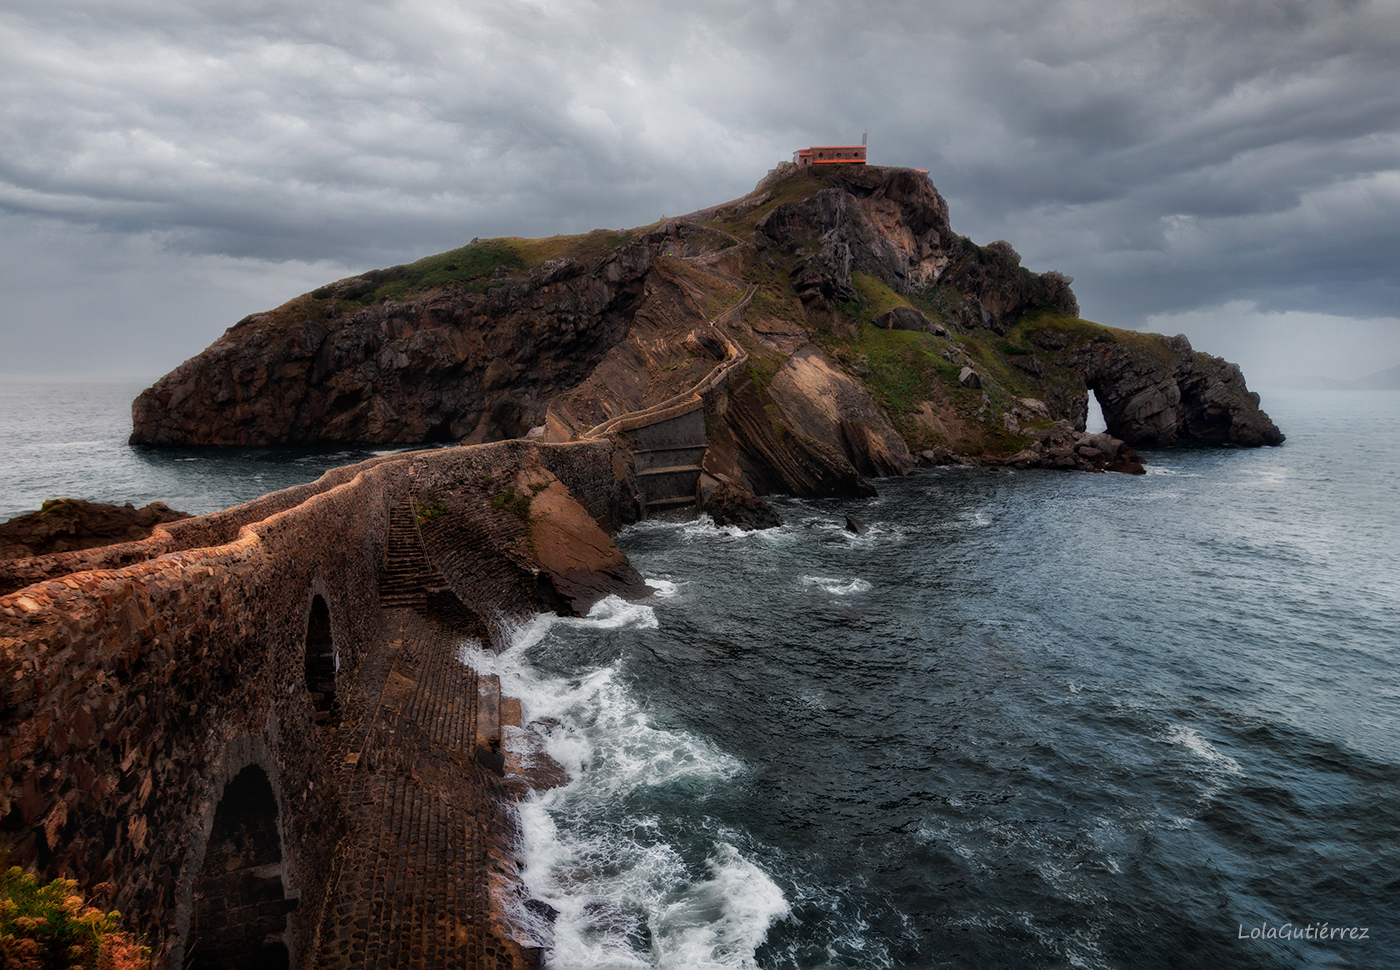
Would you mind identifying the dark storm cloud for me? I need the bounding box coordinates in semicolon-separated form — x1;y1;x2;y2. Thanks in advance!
0;0;1396;378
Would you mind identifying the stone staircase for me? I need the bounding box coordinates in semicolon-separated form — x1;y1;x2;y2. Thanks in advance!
378;505;438;612
309;504;541;968
311;607;522;970
578;283;756;517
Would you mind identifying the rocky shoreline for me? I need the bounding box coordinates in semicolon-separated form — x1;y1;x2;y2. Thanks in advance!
0;498;191;560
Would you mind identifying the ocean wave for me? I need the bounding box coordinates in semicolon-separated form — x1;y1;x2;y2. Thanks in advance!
800;575;872;596
799;517;908;549
645;578;682;598
682;516;799;545
486;596;660;656
651;843;790;969
476;606;791;968
1163;723;1243;777
1159;723;1243;823
1143;464;1198;477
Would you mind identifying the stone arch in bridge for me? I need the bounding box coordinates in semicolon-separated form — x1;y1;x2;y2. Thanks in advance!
186;764;297;970
304;588;339;725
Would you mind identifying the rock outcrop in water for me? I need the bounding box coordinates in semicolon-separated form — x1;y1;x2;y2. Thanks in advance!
1023;328;1285;447
699;478;784;531
132;163;1282;496
131;241;656;446
0;499;190;560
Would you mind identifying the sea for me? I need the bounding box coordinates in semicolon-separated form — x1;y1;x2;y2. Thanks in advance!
3;379;1397;969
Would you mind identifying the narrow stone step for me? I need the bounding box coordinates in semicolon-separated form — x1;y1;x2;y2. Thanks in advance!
646;496;699;509
637;463;704;477
377;505;446;616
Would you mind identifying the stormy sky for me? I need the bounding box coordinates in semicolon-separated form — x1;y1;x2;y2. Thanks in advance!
1;0;1396;384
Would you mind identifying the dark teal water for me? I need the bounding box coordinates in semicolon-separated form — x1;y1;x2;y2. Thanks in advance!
0;380;419;520
471;392;1400;970
4;381;1397;968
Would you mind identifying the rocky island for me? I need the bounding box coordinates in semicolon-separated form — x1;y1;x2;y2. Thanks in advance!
130;162;1282;501
2;161;1284;970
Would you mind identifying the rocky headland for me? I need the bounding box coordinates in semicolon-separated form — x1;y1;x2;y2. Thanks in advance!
130;162;1282;512
0;498;190;560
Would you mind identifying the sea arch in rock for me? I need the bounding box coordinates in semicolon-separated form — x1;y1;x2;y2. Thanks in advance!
1070;334;1283;448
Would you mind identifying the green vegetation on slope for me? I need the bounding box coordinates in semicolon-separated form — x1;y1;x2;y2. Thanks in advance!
700;175;826;238
310;229;640;307
313;239;528;304
225;228;647;342
806;280;1143;455
0;866;149;969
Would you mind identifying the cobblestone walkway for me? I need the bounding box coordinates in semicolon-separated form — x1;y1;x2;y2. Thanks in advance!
311;507;526;970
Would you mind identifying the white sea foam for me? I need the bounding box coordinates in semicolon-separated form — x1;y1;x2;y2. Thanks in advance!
794;514;906;548
471;599;786;968
646;578;682;598
673;515;798;545
1161;724;1243;823
1164;724;1242;777
651;843;791;969
800;575;872;596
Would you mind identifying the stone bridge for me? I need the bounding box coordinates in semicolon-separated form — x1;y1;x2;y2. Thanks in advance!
0;439;645;969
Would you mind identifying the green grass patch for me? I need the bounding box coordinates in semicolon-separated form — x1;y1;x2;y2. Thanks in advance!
515;229;635;267
308;229;643;308
746;353;784;389
491;485;533;521
333;239;528;304
413;498;447;527
841;325;955;413
850;272;913;325
701;174;826;237
749;287;805;329
489;480;551;522
1012;311;1133;348
763;402;789;440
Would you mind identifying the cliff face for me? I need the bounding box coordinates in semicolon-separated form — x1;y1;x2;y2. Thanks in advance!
131;163;1282;494
750;163;1078;331
131;239;657;445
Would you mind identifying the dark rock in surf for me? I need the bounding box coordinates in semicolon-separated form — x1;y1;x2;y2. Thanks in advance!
1005;423;1146;474
703;481;783;531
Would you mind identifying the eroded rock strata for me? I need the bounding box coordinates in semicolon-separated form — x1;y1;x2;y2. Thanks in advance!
132;163;1282;498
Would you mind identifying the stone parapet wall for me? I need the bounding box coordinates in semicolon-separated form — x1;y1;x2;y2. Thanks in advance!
0;437;638;967
0;458;403;597
0;457;402;964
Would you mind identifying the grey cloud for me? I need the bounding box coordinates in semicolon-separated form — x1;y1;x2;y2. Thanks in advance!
0;0;1396;379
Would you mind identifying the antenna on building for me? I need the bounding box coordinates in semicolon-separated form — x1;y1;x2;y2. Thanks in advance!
862;131;867;146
